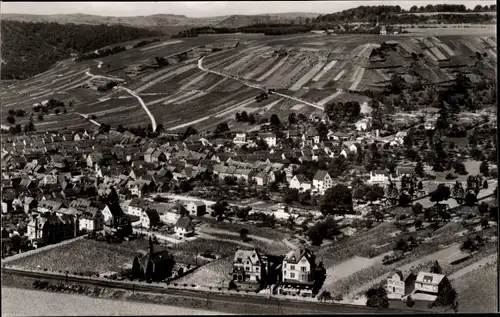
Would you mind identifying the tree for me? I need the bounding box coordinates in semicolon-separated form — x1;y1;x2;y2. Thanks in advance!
240;228;249;242
248;113;256;125
415;219;423;230
288;112;297;125
307;217;340;246
464;192;478;206
430;260;443;274
430;184;451;205
270;114;281;127
417;181;423;190
432;278;458;310
320;185;353;215
235;112;241;122
211;201;228;220
398;193;412;206
214;122;229;136
240;111;249;122
365;284;389;308
6;116;15;124
479;161;489;177
394;238;409;252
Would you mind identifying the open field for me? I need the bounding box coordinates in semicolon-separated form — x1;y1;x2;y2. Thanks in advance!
451;262;498;313
7;238;149;275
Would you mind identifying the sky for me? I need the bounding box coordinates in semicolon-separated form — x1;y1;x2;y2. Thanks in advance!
1;1;496;18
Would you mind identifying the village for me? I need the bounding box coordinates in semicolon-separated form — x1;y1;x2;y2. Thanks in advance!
1;94;497;311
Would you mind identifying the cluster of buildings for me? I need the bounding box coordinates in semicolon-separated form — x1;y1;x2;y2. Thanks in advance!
386;270;451;302
231;248;322;297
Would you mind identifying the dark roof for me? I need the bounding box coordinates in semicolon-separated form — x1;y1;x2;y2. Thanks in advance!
313;170;329;181
175;216;194;230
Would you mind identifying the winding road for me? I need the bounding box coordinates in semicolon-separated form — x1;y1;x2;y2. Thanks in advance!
117;86;157;132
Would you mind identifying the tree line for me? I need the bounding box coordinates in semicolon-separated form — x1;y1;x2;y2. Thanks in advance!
1;20;164;79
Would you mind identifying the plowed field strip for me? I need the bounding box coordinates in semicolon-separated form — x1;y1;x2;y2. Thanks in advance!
439;43;456;56
350;66;362;82
175;92;208;105
318;89;344;106
264;58;297;84
290;61;327;91
349;68;365;91
243;56;279;80
136;64;197;93
276;60;309;88
313;60;337;82
178;72;207;91
430;47;447;60
375;69;390;81
256;56;289;81
333;69;346;81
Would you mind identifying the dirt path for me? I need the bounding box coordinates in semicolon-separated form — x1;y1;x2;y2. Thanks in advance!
117;86;157;132
197;232;254;248
449;253;498;280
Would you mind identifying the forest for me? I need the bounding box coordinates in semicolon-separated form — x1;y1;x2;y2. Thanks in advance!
1;20;164;79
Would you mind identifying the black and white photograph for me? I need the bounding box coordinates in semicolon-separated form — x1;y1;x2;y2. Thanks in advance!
0;1;498;315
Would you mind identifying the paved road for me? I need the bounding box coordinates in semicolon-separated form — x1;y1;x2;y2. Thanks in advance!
3;267;422;314
117;86;157;132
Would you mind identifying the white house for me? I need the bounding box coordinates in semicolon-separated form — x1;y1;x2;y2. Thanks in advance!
380;25;387;35
289;174;311;192
279;249;316;297
369;170;390;184
354;118;372;131
183;200;206;217
233;133;247;145
174;216;195;238
312;170;333;194
260;132;277;148
79;207;104;232
140;208;160;229
386;270;417;299
127;198;146;217
413;271;448;301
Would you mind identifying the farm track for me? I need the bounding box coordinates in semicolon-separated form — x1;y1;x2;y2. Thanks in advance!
117;86;157;132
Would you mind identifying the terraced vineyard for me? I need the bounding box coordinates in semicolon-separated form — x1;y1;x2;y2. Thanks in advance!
2;31;496;133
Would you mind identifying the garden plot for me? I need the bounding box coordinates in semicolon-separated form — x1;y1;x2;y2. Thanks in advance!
139;40;183;52
174;257;232;288
312;60;337;82
274;58;311;89
136;64;197;93
223;46;270;71
317;89;344;106
242;55;279;80
375;69;390;81
452;262;497;313
177;72;207;91
430;46;448;60
289;60;327;91
8;238;151;275
256;56;289;82
439;43;456;56
173;92;209;105
332;45;347;54
263;59;298;86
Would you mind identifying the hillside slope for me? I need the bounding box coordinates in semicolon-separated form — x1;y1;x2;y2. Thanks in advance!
2;12;320;32
1;20;164;79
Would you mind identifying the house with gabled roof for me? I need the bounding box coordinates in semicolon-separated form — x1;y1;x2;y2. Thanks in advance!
279;249;317;297
183;200;206;217
140;208;161;229
174;216;195;238
289;174;312;192
386;269;418;299
312;170;333;194
79;206;104;232
127;198;146;217
231;249;267;287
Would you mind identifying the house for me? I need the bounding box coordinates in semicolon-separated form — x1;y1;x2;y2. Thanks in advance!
279;249;316;297
260;132;277;148
143;147;156;163
303;128;320;145
233;133;247;145
252;172;267;186
24;197;38;213
312;170;333;194
140;208;161;229
355;118;372;131
151;150;166;163
174;216;195;238
79;206;104;232
37;200;63;214
86;152;103;168
132;238;175;282
127;198;146;217
380;25;387;35
412;272;449;301
27;213;76;245
183;200;206;217
289;175;311;192
231;249;267;287
369;170;390;184
99;203;124;226
386;270;417;299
